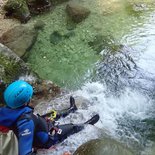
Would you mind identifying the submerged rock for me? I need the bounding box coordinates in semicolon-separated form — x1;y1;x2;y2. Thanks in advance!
50;31;63;44
74;138;135;155
50;30;75;44
0;25;38;58
88;35;122;54
66;2;90;23
34;20;46;30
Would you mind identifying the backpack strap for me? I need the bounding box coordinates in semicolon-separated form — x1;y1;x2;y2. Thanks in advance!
18;112;33;121
0;125;10;133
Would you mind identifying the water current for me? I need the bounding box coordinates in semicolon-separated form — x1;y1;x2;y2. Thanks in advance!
27;0;155;154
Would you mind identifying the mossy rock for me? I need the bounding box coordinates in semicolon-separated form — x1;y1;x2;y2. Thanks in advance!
4;0;31;23
74;138;135;155
0;43;33;105
4;0;52;23
0;43;30;84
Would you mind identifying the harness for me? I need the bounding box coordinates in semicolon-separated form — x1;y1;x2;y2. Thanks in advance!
18;112;49;133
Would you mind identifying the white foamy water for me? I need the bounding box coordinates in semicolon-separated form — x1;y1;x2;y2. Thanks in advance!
74;82;152;140
37;82;153;155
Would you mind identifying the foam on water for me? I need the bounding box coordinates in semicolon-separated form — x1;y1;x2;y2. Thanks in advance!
74;82;152;137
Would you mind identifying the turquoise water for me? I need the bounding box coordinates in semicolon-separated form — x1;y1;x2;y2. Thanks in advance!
27;0;155;89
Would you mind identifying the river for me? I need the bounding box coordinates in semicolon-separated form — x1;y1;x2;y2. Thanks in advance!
27;0;155;154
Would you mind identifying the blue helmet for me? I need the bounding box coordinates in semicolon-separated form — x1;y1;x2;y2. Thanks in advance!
4;80;33;109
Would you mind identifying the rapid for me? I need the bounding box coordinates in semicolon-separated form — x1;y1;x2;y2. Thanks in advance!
27;0;155;154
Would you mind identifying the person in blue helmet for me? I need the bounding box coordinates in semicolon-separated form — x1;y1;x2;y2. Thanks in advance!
0;80;99;155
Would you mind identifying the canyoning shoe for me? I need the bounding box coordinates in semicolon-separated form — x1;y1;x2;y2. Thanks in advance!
70;96;77;112
84;114;100;125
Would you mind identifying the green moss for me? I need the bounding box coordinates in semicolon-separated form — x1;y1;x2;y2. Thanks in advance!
0;54;21;83
4;0;30;23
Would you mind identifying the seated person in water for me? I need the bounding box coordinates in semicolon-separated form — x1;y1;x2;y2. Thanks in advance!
0;80;99;155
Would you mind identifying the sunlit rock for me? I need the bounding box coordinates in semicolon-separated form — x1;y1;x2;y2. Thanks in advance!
0;25;38;58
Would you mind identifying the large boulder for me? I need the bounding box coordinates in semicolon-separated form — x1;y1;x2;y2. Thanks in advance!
3;0;52;23
4;0;31;23
74;138;135;155
66;2;90;23
0;25;38;58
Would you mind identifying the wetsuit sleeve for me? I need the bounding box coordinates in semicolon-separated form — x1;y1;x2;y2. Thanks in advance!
17;119;35;155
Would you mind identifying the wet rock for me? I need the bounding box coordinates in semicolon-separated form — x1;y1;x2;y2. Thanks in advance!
0;25;38;58
27;79;61;107
66;2;90;23
74;138;135;155
4;0;31;23
3;0;52;23
27;0;51;14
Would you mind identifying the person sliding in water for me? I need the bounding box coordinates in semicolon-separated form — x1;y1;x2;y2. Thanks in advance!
0;80;99;155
